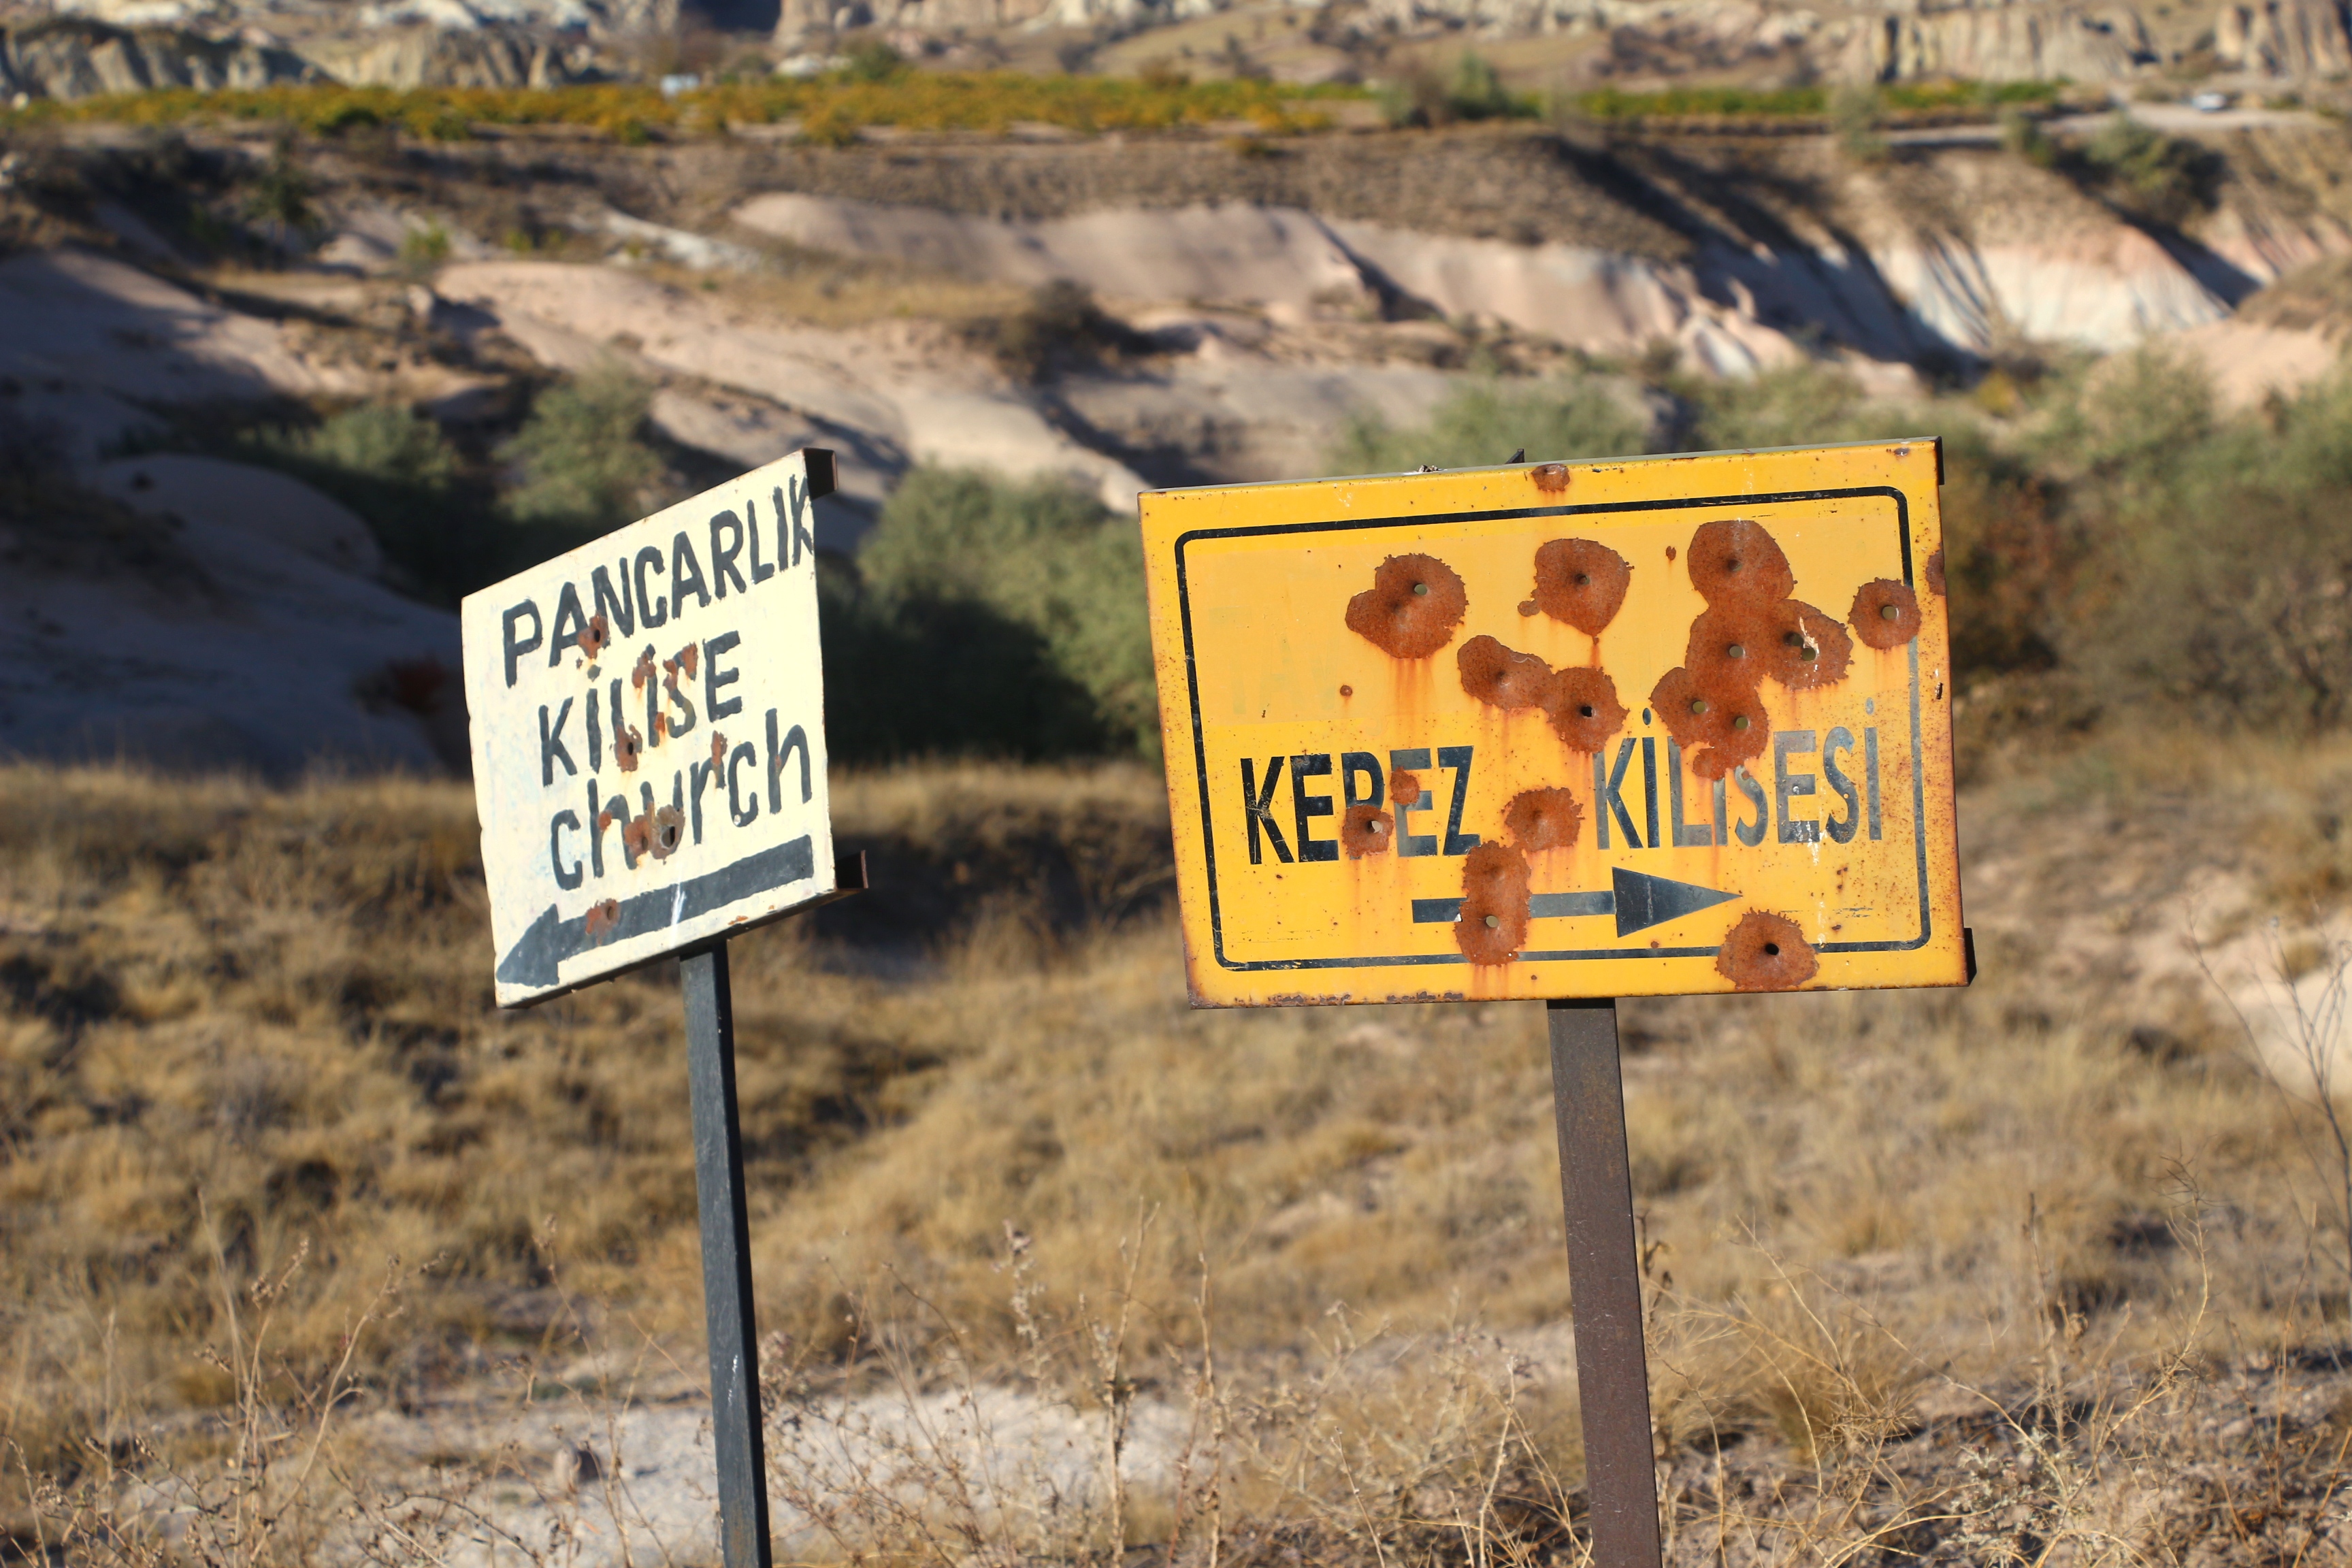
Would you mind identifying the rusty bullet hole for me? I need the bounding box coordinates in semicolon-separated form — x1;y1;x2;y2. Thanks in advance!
1925;547;1948;597
1454;843;1531;966
1339;684;1353;698
710;732;727;768
1688;519;1795;608
1505;787;1584;851
578;613;610;657
1765;600;1852;688
1458;635;1555;711
1716;910;1819;991
1665;545;1677;561
1653;661;1768;769
1652;666;1711;748
615;726;642;772
1546;666;1629;752
1517;599;1538;617
1530;461;1570;493
679;644;700;678
1850;579;1922;649
1346;553;1467;659
1341;803;1394;857
1532;538;1632;635
1391;770;1422;806
1686;607;1769;694
651;806;684;859
584;898;621;943
632;649;657;691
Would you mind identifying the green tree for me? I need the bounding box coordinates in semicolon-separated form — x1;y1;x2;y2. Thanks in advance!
258;402;502;604
500;367;664;532
297;402;457;490
1446;53;1515;122
855;467;1156;754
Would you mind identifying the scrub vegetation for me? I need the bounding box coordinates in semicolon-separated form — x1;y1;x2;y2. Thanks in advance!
207;344;2352;766
830;467;1156;759
0;75;2073;147
0;74;1370;144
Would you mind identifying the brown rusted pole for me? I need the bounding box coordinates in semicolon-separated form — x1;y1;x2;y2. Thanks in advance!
1546;997;1663;1568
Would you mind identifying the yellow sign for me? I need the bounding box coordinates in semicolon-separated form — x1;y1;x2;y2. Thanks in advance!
1139;441;1967;1007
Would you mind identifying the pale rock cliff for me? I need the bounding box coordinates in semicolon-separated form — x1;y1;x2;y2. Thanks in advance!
1835;0;2160;80
2213;0;2352;74
298;23;610;86
0;18;317;95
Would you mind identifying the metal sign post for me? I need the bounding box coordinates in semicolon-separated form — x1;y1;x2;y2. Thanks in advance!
683;942;774;1568
463;448;856;1568
1548;998;1661;1568
1136;442;1973;1563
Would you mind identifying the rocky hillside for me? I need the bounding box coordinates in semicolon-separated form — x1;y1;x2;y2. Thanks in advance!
5;0;2352;93
3;110;2350;770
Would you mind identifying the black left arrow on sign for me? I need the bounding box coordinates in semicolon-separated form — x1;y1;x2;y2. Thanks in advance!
1411;866;1738;939
497;836;815;990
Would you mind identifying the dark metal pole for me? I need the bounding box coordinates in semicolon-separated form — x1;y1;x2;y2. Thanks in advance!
1546;998;1663;1568
682;941;773;1568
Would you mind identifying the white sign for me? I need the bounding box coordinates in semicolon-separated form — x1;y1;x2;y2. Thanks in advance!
463;451;838;1006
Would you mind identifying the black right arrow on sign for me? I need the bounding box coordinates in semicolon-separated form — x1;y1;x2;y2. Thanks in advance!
1411;866;1737;938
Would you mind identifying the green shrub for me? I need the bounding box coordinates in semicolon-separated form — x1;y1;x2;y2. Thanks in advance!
297;401;457;490
1678;362;1920;452
843;466;1156;757
247;402;509;604
1328;375;1654;474
1831;84;1887;162
397;222;451;280
2029;344;2215;501
2000;105;2059;167
1934;423;2078;681
2076;115;2220;227
499;367;665;533
841;39;906;84
243;137;315;244
2055;353;2352;728
817;569;1114;762
1446;53;1516;122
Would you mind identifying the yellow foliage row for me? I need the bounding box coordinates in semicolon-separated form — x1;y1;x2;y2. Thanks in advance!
0;74;1366;141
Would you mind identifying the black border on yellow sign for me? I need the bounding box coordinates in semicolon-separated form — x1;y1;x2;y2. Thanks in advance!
1174;485;1931;973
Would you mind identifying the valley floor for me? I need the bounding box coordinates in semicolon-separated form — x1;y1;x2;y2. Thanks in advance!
7;736;2352;1563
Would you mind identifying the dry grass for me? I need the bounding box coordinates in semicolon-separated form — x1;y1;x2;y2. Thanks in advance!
7;740;2352;1561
